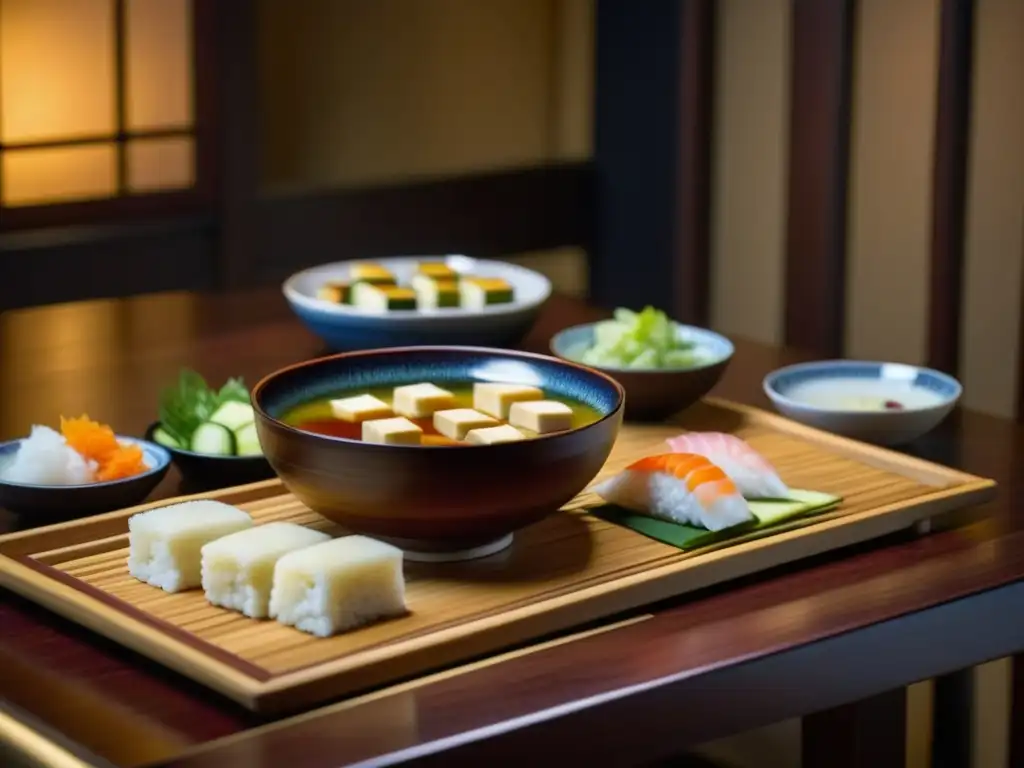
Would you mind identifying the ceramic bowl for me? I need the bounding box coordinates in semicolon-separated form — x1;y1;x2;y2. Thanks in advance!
144;423;276;491
0;436;170;517
763;360;962;446
252;347;624;561
549;322;734;421
283;255;552;351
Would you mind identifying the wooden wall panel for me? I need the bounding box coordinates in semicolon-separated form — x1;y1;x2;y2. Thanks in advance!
926;0;975;375
845;0;940;365
782;0;855;357
709;0;791;345
960;0;1024;418
590;0;714;320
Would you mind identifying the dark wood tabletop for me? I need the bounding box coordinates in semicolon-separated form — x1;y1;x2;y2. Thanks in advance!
0;288;1021;768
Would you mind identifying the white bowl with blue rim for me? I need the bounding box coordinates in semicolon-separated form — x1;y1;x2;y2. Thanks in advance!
0;435;171;518
763;360;962;446
283;255;552;351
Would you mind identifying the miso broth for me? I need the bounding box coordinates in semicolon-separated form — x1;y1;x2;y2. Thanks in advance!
281;383;603;446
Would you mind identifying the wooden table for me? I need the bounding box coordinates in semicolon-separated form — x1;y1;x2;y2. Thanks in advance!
0;289;1021;768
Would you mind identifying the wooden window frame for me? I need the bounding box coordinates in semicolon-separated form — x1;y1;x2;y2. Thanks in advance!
0;0;218;232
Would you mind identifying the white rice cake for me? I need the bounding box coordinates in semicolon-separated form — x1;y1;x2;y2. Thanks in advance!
201;522;331;618
269;535;407;637
465;424;526;445
473;382;543;419
412;278;460;309
351;283;417;312
459;277;514;309
330;394;392;422
349;263;395;284
128;501;253;593
433;408;498;440
508;400;574;434
392;382;455;418
362;417;422;445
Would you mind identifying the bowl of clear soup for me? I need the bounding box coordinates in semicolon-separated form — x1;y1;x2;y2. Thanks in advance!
763;360;962;446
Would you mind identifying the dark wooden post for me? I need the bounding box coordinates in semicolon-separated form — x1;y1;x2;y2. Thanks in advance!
591;0;715;324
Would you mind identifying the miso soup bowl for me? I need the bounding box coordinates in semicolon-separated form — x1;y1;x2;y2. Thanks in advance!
252;347;624;561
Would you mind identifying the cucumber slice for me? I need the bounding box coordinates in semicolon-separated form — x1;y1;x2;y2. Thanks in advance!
234;422;263;457
209;401;255;432
190;422;235;456
151;426;181;449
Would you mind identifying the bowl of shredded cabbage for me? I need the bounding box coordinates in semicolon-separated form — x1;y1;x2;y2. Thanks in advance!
550;307;734;420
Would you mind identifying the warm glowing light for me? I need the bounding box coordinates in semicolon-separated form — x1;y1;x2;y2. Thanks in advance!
0;0;116;143
127;137;194;192
0;0;196;207
126;0;194;130
2;146;118;206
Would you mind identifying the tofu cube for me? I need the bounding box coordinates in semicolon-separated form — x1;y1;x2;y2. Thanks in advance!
201;522;331;618
459;277;514;309
362;417;423;445
352;282;417;312
349;263;395;285
433;408;499;440
392;382;456;418
330;394;393;422
269;535;407;637
465;424;527;445
508;400;574;434
128;501;253;593
473;382;543;419
316;281;350;303
412;278;460;309
416;262;458;281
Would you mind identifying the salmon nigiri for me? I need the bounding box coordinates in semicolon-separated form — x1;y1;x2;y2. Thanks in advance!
591;453;754;531
665;432;789;499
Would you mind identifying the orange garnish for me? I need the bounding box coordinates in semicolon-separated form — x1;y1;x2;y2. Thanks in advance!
60;414;147;482
61;415;120;464
95;444;146;482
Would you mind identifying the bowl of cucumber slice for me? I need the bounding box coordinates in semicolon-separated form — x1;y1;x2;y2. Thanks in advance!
147;370;276;490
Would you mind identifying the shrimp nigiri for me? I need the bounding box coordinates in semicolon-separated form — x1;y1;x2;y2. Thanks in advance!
590;453;754;531
665;432;789;499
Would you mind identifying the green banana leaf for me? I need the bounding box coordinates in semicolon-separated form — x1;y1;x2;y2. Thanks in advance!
590;489;842;551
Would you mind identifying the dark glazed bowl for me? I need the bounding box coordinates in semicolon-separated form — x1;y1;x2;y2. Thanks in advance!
252;347;624;561
0;436;170;518
549;322;734;421
145;423;276;491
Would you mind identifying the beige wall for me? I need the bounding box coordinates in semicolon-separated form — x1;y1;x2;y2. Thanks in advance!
258;6;1021;763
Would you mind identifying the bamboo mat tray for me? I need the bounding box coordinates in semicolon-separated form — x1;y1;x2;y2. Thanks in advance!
0;398;996;714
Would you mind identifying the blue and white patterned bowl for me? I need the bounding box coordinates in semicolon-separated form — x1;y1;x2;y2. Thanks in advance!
763;360;962;446
283;255;552;351
0;436;171;518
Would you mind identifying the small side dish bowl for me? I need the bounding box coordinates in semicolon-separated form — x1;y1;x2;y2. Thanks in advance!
0;437;170;517
144;423;276;490
283;255;552;351
549;322;734;420
252;347;624;561
763;360;962;446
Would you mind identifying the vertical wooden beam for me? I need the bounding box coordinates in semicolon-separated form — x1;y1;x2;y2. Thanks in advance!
931;670;974;768
207;0;261;289
783;0;856;357
802;689;907;768
927;0;976;375
591;0;715;324
1010;655;1024;768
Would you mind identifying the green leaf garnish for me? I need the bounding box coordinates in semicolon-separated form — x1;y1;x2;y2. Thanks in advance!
157;369;252;446
579;305;706;370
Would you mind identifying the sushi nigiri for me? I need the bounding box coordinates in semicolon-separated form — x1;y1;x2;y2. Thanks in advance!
591;453;754;531
665;432;789;499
